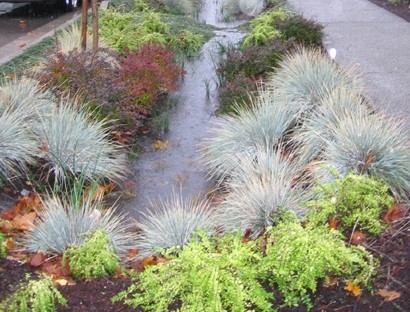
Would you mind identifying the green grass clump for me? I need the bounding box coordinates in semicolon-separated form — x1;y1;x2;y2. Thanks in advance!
64;229;120;279
0;232;7;257
114;231;274;312
0;274;67;312
307;172;395;235
261;217;376;309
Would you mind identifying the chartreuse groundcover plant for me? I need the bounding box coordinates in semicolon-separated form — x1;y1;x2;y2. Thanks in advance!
64;229;120;279
306;171;395;236
115;218;376;311
0;274;67;312
114;231;274;312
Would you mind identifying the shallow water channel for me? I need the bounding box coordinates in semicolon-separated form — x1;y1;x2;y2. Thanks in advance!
117;1;245;220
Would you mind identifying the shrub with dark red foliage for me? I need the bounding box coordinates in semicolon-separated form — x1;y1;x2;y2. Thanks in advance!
115;44;185;107
39;48;118;110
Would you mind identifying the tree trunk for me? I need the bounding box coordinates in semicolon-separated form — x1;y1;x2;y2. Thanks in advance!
81;0;89;51
92;0;99;53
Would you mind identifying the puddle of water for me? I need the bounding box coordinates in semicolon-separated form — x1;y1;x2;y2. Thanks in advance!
117;0;245;220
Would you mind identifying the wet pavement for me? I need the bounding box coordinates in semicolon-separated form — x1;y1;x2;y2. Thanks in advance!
117;0;246;219
0;2;80;63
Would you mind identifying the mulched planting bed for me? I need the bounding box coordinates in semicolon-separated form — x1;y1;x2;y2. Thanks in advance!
1;215;408;311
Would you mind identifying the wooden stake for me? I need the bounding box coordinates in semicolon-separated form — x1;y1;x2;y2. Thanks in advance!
81;0;89;51
91;0;99;52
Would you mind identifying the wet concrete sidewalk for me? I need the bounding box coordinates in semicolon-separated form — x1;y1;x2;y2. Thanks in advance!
288;0;410;130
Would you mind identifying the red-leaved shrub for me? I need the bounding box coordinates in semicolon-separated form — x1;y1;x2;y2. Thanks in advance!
115;44;185;107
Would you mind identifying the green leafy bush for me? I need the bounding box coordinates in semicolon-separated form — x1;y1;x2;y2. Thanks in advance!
114;232;274;311
64;229;120;279
0;274;67;312
242;8;287;49
307;172;395;235
261;218;376;309
276;15;323;47
0;231;7;257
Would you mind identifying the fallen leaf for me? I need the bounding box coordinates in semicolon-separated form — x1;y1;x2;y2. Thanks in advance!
384;204;404;223
345;281;362;296
328;218;338;230
155;257;169;265
30;252;45;267
2;187;13;193
242;229;252;244
154;140;168;151
351;230;366;245
323;276;339;289
127;248;138;259
54;278;68;286
12;211;37;231
377;289;401;301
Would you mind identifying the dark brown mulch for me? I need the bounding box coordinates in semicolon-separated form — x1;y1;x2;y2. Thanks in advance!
1;216;408;311
368;0;410;22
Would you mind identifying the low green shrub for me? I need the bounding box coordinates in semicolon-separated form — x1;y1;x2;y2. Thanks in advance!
306;172;395;235
0;232;7;257
261;217;376;309
64;229;120;279
276;15;323;47
0;274;67;312
114;231;274;311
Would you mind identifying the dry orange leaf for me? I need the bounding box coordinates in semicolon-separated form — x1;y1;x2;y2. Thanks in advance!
384;204;403;223
377;289;401;301
54;278;68;286
328;219;338;230
351;230;366;245
127;248;138;259
30;252;46;267
345;281;362;296
12;211;37;231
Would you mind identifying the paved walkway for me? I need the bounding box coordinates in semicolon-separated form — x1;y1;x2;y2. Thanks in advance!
288;0;410;130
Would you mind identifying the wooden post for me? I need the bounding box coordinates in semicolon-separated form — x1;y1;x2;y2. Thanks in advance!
81;0;89;51
91;0;99;52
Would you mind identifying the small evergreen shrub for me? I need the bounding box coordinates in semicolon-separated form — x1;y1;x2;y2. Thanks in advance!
0;274;67;312
241;8;287;49
276;15;323;47
114;232;274;311
260;217;376;309
64;229;120;279
306;172;395;235
0;232;7;257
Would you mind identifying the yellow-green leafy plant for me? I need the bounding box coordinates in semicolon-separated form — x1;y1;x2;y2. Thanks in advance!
114;231;274;311
242;8;287;48
64;229;120;279
0;231;7;257
306;171;395;235
0;274;67;312
260;216;376;309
